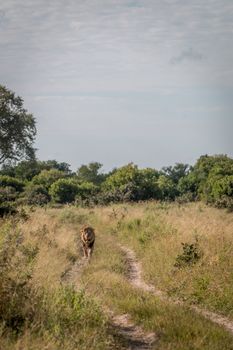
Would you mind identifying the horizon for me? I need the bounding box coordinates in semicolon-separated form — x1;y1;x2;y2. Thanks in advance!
7;152;232;174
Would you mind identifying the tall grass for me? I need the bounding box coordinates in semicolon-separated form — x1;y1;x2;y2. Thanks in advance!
0;211;120;349
1;202;233;349
96;202;233;318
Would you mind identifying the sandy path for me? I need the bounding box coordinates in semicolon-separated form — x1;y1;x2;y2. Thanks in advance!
120;245;233;335
62;257;157;350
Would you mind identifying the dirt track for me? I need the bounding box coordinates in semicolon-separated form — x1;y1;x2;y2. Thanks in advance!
63;255;157;349
120;245;233;335
63;244;233;349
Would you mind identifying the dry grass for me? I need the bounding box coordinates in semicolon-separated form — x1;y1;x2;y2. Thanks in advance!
1;202;233;349
0;208;120;350
113;202;233;318
75;203;233;349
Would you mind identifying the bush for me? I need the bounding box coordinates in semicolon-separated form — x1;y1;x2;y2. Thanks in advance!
0;175;25;192
209;175;233;208
49;179;79;203
103;164;161;202
22;184;50;205
75;182;99;206
214;195;233;211
157;175;177;200
32;169;66;189
174;238;202;268
0;202;17;217
175;192;196;204
0;186;17;202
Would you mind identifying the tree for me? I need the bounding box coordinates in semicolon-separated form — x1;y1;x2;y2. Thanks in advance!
0;85;36;164
103;163;161;201
32;169;66;189
77;162;106;185
161;163;191;184
49;178;79;203
38;160;71;173
0;159;72;180
157;175;176;200
22;184;50;206
0;175;25;192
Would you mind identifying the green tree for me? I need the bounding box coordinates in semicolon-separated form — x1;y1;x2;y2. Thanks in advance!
77;162;105;185
103;163;160;201
157;175;176;200
0;159;72;180
23;184;50;206
193;155;233;200
178;172;199;197
0;175;25;192
161;163;191;184
39;160;71;173
32;169;66;189
0;85;36;164
49;179;79;203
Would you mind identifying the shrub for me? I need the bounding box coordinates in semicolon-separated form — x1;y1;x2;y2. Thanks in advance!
175;192;196;204
214;195;233;211
49;179;79;203
0;175;25;192
0;202;17;217
157;175;176;200
174;238;202;268
75;182;99;206
103;164;161;202
209;175;233;208
22;184;50;205
0;186;17;202
32;169;66;189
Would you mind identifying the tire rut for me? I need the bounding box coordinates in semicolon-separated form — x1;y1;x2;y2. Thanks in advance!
62;257;157;350
120;245;233;335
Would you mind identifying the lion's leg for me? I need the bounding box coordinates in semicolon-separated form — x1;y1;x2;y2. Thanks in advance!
88;241;95;259
82;244;88;258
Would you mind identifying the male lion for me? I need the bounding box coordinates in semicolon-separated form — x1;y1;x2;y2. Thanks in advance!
80;225;95;259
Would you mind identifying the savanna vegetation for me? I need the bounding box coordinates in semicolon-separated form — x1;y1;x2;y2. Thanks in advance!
0;204;233;349
1;85;233;349
1;155;233;216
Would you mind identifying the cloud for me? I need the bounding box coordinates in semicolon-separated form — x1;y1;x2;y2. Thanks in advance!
0;10;7;27
170;48;203;64
0;0;233;94
0;0;232;168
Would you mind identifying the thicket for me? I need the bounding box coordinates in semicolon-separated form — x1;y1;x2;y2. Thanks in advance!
0;155;232;212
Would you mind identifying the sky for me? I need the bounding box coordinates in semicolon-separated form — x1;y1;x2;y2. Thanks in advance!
0;0;233;171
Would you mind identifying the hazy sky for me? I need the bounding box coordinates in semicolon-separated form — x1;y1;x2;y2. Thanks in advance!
0;0;232;171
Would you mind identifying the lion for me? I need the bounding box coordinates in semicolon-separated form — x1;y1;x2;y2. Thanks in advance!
80;225;95;259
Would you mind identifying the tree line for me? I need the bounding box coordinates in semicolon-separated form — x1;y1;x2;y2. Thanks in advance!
1;156;232;212
0;85;233;214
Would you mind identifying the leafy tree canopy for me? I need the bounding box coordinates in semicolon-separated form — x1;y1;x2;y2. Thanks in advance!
0;85;36;164
77;162;106;185
103;163;161;201
49;178;79;203
0;159;71;180
39;160;71;173
161;163;191;184
32;169;67;189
